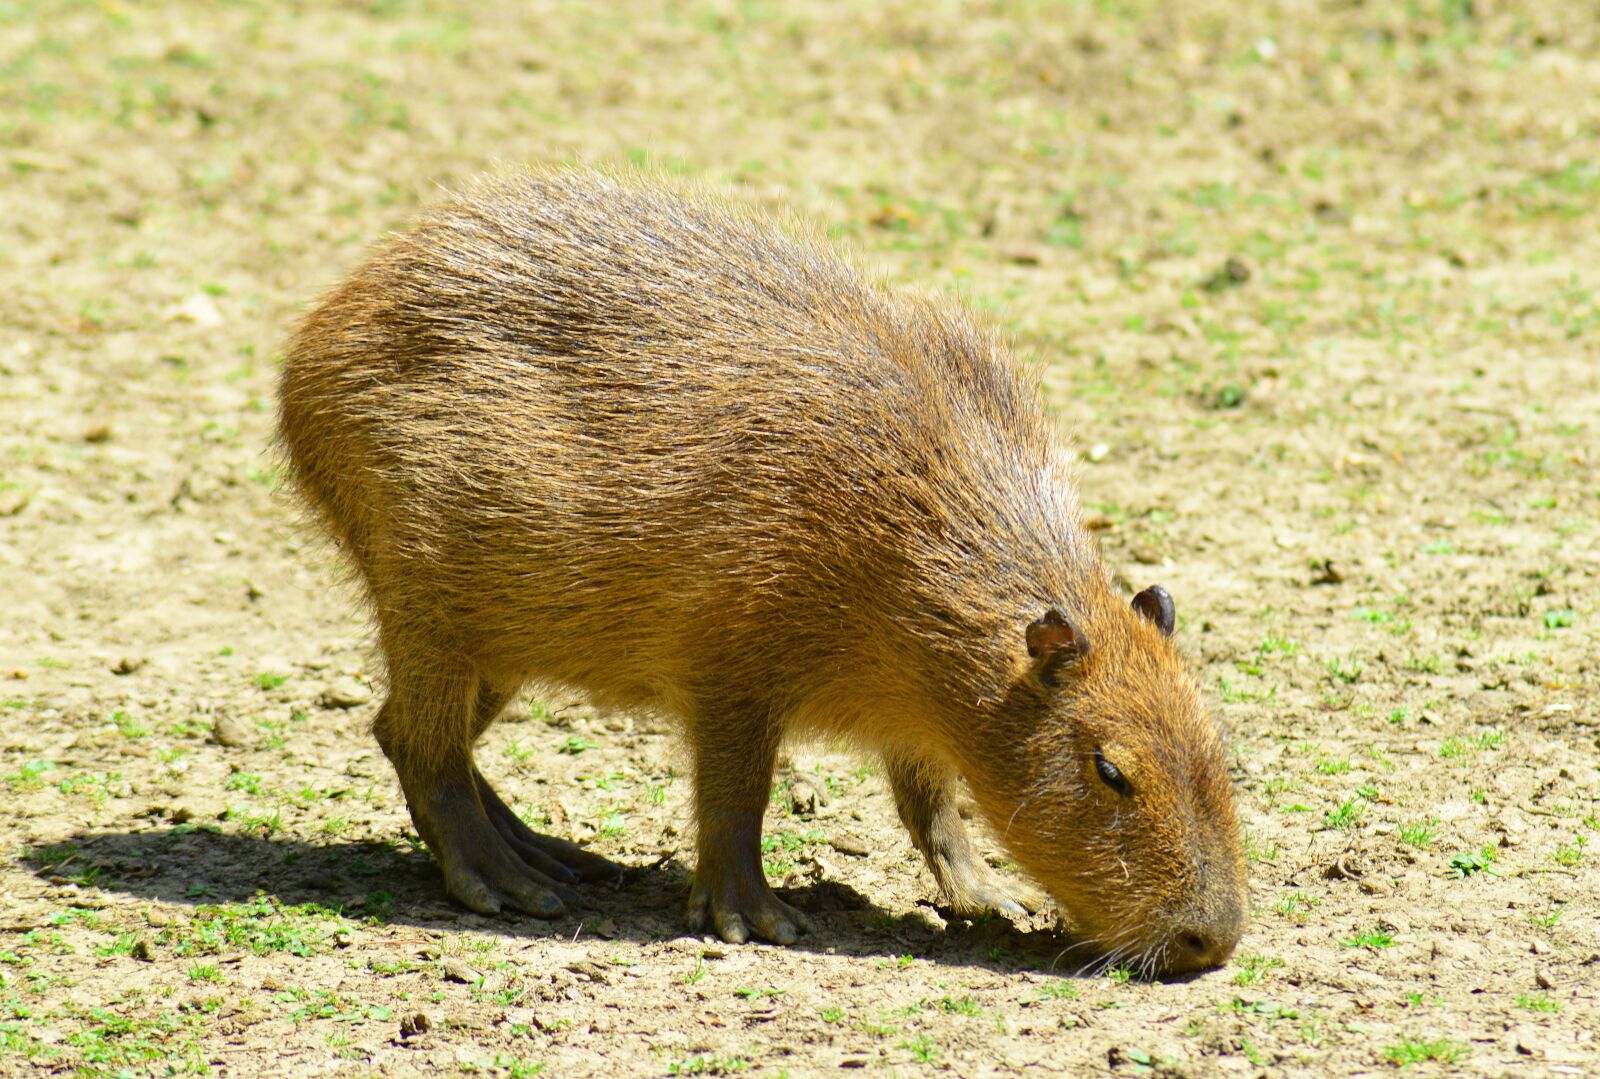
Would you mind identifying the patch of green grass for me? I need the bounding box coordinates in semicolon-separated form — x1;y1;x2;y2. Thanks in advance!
282;989;392;1025
1325;656;1364;684
1323;797;1364;831
56;770;122;803
111;710;148;738
1231;954;1285;987
760;829;822;876
1383;1037;1466;1066
1403;653;1442;674
225;805;282;836
59;1006;196;1073
1244;831;1280;864
1543;608;1575;629
1256;632;1299;656
1036;981;1077;1001
1516;992;1559;1013
1225;998;1298;1020
463;1055;546;1077
95;932;144;958
1341;927;1395;950
1447;846;1499;878
1398;820;1437;848
167;897;344;958
25;841;79;871
1218;677;1276;703
251;671;289;690
1552;834;1587;867
901;1033;941;1063
1528;903;1567;929
558;735;598;755
6;759;56;791
224;771;262;794
168;715;212;739
669;1054;751;1075
1274;891;1318;922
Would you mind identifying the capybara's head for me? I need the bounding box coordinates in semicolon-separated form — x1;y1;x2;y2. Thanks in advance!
978;582;1246;977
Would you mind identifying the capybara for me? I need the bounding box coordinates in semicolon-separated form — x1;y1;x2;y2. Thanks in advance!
277;169;1246;975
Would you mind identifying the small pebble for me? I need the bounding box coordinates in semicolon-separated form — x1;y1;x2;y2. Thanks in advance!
787;778;830;817
320;679;373;709
440;957;481;983
829;836;870;858
210;713;255;748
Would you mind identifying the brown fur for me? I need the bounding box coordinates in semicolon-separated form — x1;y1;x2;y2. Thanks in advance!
276;169;1247;975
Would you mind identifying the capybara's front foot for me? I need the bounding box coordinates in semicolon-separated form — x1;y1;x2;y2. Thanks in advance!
686;850;817;945
412;772;617;918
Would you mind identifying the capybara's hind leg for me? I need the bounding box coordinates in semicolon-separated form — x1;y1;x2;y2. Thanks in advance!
373;654;576;917
685;700;816;945
885;752;1046;918
474;769;623;885
471;681;623;888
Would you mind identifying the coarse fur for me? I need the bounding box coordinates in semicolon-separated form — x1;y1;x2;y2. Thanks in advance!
276;168;1247;975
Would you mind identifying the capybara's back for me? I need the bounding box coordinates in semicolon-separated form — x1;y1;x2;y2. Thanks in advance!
281;171;1045;716
279;170;1246;973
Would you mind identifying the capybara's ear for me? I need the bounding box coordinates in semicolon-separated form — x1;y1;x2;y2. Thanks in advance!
1131;585;1176;637
1026;608;1091;685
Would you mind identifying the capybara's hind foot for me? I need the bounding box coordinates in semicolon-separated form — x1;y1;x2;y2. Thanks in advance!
418;779;583;918
686;855;817;945
474;767;624;885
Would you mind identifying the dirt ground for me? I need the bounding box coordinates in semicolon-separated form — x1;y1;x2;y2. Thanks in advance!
2;1;1597;1075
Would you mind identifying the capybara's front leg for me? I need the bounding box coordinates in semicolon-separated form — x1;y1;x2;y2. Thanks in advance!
885;752;1046;918
686;702;816;944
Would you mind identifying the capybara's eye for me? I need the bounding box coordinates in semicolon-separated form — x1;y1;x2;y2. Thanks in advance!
1094;748;1131;796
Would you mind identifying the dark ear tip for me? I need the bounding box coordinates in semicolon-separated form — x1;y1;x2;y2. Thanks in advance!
1132;585;1176;637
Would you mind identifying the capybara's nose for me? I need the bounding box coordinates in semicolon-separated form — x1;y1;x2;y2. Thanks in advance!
1165;906;1244;973
1175;929;1233;970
